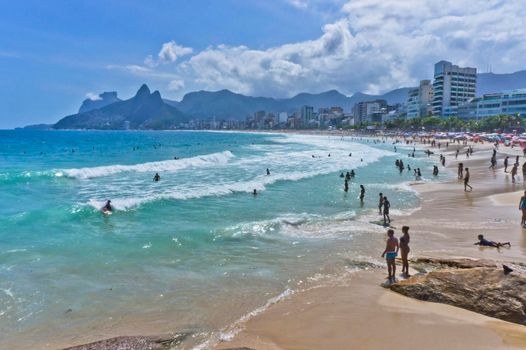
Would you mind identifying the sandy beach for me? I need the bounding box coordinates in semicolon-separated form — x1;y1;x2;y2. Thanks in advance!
214;137;526;350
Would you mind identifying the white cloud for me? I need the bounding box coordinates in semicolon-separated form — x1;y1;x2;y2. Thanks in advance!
288;0;308;9
168;79;185;91
114;0;526;98
85;92;102;101
158;41;193;63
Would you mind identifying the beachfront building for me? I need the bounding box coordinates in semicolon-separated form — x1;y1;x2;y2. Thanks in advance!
352;99;387;124
406;80;433;119
432;60;477;117
458;89;526;120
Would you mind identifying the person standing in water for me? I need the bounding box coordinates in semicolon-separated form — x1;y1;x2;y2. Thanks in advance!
458;162;464;179
383;196;391;225
153;173;160;182
464;168;472;191
504;156;509;172
381;229;399;281
344;179;349;192
359;185;365;203
266;168;271;175
511;163;518;183
378;193;384;215
400;226;410;277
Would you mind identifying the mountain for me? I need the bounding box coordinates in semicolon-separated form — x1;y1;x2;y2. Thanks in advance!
79;91;121;113
477;70;526;95
164;87;413;120
54;84;188;130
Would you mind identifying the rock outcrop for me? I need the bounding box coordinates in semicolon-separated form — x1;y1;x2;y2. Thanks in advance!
390;267;526;325
63;334;187;350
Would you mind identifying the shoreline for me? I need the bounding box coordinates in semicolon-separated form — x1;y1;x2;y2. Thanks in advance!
9;132;526;350
213;138;526;349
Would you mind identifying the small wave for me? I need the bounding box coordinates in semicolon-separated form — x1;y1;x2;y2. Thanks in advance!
56;151;235;179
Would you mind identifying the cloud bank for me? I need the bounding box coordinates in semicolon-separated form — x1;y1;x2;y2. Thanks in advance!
110;0;526;98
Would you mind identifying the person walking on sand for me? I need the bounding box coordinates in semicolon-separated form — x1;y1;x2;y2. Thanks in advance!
455;149;459;159
519;191;526;226
378;193;384;215
383;196;391;225
464;168;472;192
400;226;411;277
511;163;518;183
458;162;464;179
381;229;399;281
504;156;509;172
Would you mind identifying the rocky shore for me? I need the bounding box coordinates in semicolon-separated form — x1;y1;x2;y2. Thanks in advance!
389;258;526;325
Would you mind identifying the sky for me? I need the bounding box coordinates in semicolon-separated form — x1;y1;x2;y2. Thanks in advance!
1;0;526;128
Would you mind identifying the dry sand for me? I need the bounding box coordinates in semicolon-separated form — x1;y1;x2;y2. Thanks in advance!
215;139;526;350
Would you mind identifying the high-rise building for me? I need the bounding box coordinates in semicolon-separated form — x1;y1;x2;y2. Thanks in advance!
300;105;314;122
432;60;477;117
352;99;387;124
406;80;433;118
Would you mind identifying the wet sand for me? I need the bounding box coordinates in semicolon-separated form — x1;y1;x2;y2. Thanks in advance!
215;139;526;350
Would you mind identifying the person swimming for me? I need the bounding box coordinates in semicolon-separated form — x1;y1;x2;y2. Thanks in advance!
350;170;355;178
253;189;258;196
153;173;160;182
339;172;345;178
102;200;112;213
474;234;510;248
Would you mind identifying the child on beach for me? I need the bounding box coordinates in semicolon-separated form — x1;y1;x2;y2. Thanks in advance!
381;229;399;281
474;234;510;248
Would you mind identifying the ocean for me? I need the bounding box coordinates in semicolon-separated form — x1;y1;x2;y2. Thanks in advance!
0;130;442;349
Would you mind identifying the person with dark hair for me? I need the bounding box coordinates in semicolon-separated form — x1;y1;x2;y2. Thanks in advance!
359;185;365;203
383;196;391;225
519;191;526;226
474;234;510;248
101;200;112;213
381;229;399;281
464;168;472;191
378;193;384;215
400;226;410;277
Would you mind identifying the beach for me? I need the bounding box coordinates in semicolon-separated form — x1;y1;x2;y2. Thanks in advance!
1;130;526;350
214;137;526;350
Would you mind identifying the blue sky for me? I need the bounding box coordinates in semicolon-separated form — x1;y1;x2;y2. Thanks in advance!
1;0;526;128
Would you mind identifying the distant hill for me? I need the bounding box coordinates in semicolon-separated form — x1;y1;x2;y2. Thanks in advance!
477;70;526;95
18;123;54;130
164;87;413;120
79;92;121;113
54;84;188;130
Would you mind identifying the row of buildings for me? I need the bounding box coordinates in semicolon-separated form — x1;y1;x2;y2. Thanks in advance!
404;60;526;121
180;59;526;130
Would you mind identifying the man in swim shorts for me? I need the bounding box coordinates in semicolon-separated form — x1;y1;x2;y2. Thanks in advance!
381;229;399;281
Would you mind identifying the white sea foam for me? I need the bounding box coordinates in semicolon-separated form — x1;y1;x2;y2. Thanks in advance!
57;151;235;179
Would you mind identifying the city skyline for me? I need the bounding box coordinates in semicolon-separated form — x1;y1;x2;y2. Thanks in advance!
2;0;526;128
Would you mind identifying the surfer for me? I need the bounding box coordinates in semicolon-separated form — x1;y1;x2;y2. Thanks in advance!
253;189;258;196
474;234;510;248
153;173;160;182
101;200;112;214
266;168;271;176
381;229;399;281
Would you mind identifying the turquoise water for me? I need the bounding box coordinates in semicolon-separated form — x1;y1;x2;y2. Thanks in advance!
0;130;441;349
